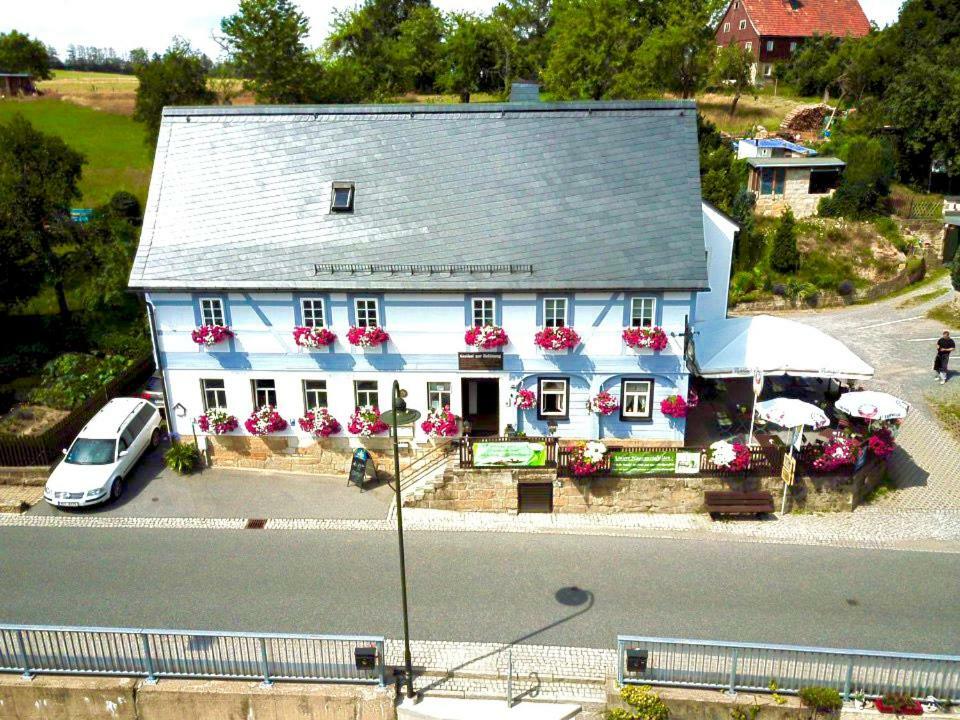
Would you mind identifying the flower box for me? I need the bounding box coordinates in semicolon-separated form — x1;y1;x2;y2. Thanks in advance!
623;326;668;353
192;324;233;347
298;407;341;438
346;326;389;349
244;406;288;436
421;406;459;437
589;391;619;416
197;409;239;435
534;327;580;352
293;326;336;349
464;325;508;350
875;700;923;715
347;406;389;436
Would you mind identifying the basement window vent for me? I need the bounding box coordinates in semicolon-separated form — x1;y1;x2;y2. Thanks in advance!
331;182;355;213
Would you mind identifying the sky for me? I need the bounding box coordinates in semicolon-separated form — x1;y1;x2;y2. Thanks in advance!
7;0;903;60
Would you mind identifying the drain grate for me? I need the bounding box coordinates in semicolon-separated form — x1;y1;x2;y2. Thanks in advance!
245;518;267;529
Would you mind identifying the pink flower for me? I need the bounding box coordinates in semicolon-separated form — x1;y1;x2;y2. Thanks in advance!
867;428;895;459
197;409;239;434
464;325;509;349
421;406;459;437
589;391;619;416
513;388;536;410
292;326;337;348
534;326;581;350
346;326;390;347
347;406;389;436
244;406;288;436
660;394;688;418
298;407;341;438
813;433;861;472
191;325;233;346
622;326;668;351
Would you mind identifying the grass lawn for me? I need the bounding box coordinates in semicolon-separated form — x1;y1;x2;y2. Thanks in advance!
696;90;830;136
926;299;960;328
896;286;949;309
0;97;152;207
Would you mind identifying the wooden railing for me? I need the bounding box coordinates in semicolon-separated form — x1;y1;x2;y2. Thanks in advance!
459;436;558;468
0;356;155;467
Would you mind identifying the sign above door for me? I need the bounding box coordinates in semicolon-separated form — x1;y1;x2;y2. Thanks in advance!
458;352;504;371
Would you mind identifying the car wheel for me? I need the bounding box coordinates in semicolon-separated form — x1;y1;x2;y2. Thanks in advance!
150;428;161;449
110;477;124;501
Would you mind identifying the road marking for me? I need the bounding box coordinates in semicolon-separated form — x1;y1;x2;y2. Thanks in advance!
855;316;923;330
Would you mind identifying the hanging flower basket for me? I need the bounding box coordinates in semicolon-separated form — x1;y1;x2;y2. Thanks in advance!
534;326;581;351
567;441;607;476
660;394;688;418
589;391;619;416
244;406;288;436
464;325;508;350
708;440;751;472
196;408;239;435
867;427;896;459
346;326;390;348
622;326;668;352
513;388;536;410
420;406;459;437
293;326;337;348
812;433;861;472
191;325;233;346
298;407;341;438
347;405;389;436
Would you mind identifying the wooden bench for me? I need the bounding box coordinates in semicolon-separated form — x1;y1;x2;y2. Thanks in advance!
704;491;775;519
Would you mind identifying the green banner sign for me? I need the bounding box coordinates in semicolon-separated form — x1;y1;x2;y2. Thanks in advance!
473;442;547;467
609;450;677;476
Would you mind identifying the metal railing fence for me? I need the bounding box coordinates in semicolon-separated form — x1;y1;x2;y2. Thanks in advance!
0;624;386;687
618;636;959;701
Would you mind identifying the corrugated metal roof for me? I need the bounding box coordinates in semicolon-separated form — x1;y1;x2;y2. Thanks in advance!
746;156;845;168
742;138;816;155
130;102;708;291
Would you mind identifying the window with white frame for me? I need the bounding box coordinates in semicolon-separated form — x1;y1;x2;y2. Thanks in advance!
355;298;379;327
744;41;752;51
427;382;451;410
739;19;746;30
472;298;495;327
201;379;227;410
630;297;656;328
300;298;325;328
200;298;224;326
354;380;379;408
303;380;328;410
543;298;567;328
789;41;798;52
621;379;653;420
766;40;774;51
722;21;730;33
538;378;569;419
252;379;277;408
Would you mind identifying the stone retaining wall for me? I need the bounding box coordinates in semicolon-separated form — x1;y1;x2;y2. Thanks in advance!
606;682;810;720
408;459;886;513
0;466;50;486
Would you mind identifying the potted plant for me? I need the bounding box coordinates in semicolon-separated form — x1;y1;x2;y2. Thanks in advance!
191;324;233;347
622;326;668;354
244;406;288;436
292;326;337;349
464;325;508;350
852;691;867;710
660;394;688;419
876;693;923;715
164;442;201;475
513;388;536;410
196;408;239;435
867;427;896;459
420;406;459;440
297;407;341;438
347;405;389;437
588;391;619;416
346;326;390;351
534;326;581;354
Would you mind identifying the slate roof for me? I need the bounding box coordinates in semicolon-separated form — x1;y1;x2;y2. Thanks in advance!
741;0;871;38
746;156;845;168
130;102;708;292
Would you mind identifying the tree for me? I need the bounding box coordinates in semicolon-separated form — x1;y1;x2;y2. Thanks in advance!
770;209;800;274
632;21;713;99
76;199;140;309
220;0;318;103
0;114;85;320
698;115;746;214
818;135;894;219
0;30;52;79
731;189;763;271
437;13;499;102
133;40;215;150
396;6;446;93
711;42;756;116
490;0;553;84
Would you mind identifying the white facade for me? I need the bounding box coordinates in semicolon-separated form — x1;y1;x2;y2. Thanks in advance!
695;202;738;325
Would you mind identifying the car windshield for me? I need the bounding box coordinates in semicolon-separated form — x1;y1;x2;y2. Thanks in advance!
65;438;116;465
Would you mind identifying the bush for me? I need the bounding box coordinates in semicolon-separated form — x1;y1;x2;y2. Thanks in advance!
28;353;133;410
164;442;201;475
107;191;142;224
817;136;894;220
799;687;843;714
608;686;670;720
772;283;787;296
906;256;926;282
837;280;855;296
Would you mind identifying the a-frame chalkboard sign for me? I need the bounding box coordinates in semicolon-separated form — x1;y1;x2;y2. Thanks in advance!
347;447;374;491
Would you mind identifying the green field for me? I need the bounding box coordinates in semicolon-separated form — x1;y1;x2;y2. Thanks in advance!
0;97;152;207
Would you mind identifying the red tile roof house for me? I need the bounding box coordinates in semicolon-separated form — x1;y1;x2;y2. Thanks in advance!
714;0;871;83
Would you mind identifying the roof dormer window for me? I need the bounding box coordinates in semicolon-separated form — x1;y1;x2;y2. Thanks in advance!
331;182;355;213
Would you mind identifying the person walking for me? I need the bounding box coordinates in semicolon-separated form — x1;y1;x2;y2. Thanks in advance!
935;330;955;384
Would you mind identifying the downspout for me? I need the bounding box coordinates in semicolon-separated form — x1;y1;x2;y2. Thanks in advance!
144;297;175;438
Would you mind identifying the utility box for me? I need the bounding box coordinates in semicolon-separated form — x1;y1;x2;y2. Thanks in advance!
355;646;377;670
626;648;648;673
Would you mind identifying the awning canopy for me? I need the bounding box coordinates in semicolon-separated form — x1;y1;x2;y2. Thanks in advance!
691;315;874;380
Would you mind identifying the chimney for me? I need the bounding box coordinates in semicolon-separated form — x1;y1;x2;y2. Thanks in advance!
509;82;541;103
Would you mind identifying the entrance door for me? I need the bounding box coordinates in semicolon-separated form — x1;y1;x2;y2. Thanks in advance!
461;378;499;436
518;483;553;513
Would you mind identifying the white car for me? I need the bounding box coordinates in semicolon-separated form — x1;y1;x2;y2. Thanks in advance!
45;398;162;508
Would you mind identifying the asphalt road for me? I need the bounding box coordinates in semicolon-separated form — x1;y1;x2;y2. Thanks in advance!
1;526;957;654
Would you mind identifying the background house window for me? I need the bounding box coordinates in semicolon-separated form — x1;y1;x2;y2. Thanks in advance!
809;169;842;195
744;41;752;51
428;381;451;410
739;19;747;29
472;298;495;326
201;379;227;410
723;21;730;32
252;379;277;408
303;380;328;410
200;298;224;326
301;298;325;328
538;378;569;419
789;41;798;52
759;167;786;195
621;380;653;420
331;182;355;212
630;297;656;328
355;380;379;408
766;40;774;51
544;298;567;327
355;298;379;327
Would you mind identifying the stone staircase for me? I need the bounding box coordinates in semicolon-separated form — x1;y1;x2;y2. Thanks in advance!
400;444;458;505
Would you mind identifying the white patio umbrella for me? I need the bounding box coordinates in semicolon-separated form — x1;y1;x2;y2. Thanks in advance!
754;398;830;514
835;391;910;422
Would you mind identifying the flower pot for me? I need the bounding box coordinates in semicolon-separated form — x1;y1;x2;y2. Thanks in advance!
628;346;656;356
541;348;569;355
350;344;383;354
875;700;923;715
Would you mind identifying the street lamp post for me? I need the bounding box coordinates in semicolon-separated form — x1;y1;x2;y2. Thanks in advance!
380;380;420;700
